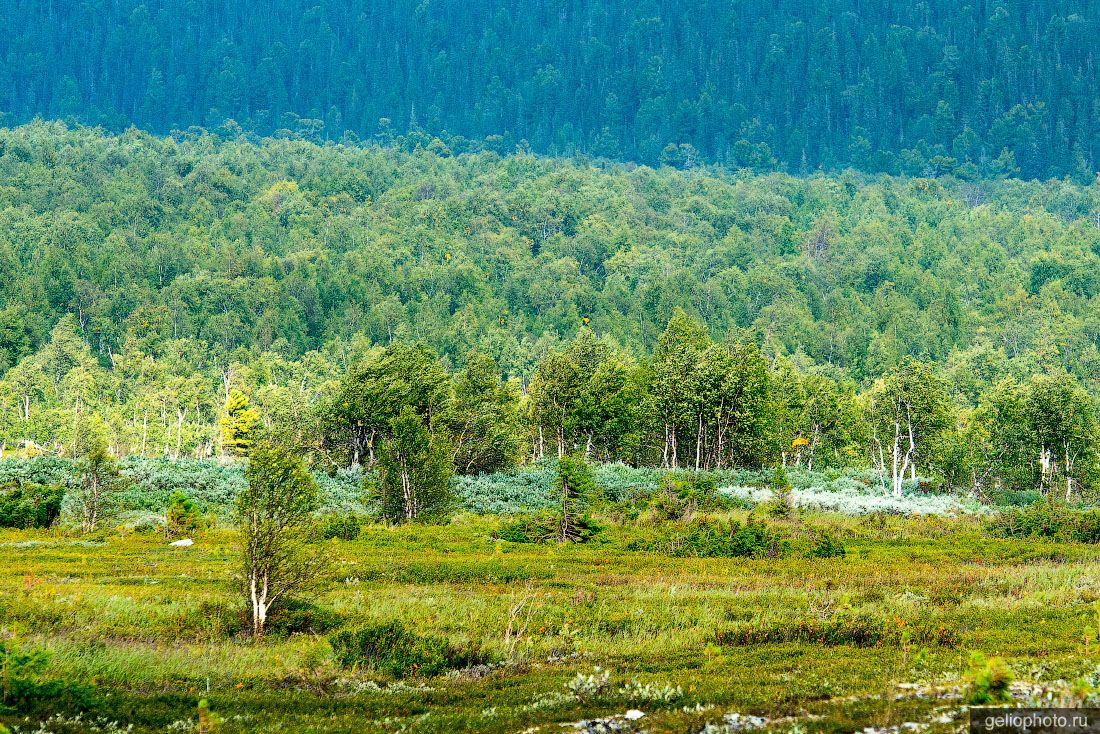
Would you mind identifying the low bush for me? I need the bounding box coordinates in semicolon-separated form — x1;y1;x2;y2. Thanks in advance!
764;466;794;518
164;491;203;538
0;481;64;528
0;643;96;716
321;513;362;541
964;652;1013;704
647;472;722;521
712;614;960;648
806;528;847;558
628;517;790;559
329;620;486;678
985;501;1100;543
495;512;602;544
264;598;344;638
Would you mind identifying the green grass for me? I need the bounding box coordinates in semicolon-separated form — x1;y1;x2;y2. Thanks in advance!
2;513;1100;732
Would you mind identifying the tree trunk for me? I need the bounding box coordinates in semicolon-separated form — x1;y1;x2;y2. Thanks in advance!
559;477;571;542
402;463;414;520
695;413;703;471
176;407;185;459
664;424;673;470
1066;446;1075;503
662;424;670;468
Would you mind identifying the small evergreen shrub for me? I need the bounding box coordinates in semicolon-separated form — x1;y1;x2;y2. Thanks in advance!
806;529;846;558
629;517;790;559
648;472;721;520
985;501;1100;543
0;643;96;716
264;598;344;638
713;614;959;648
329;620;486;678
321;513;362;541
495;512;602;544
964;653;1013;704
764;465;794;518
0;481;64;528
164;491;203;538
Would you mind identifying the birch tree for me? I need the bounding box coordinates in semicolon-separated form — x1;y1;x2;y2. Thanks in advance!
238;440;323;638
73;416;125;533
1025;373;1099;502
868;358;951;496
378;407;454;522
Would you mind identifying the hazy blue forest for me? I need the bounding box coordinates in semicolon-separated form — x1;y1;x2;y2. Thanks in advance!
2;0;1098;178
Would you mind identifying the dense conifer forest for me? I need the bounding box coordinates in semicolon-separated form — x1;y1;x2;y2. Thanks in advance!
3;0;1100;178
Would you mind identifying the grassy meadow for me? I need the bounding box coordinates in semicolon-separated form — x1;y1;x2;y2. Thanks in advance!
2;505;1100;733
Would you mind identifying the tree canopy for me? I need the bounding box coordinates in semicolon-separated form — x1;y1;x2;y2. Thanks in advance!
2;124;1100;501
3;0;1100;178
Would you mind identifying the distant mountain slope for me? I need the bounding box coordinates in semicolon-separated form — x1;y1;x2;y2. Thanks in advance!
1;122;1099;389
1;0;1098;178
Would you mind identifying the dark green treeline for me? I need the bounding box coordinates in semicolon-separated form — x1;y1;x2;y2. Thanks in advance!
2;0;1100;178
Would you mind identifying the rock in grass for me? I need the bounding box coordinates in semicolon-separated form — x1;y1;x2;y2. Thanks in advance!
169;538;193;547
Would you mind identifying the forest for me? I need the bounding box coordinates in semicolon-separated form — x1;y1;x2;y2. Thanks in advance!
5;123;1100;733
1;122;1100;500
2;0;1100;178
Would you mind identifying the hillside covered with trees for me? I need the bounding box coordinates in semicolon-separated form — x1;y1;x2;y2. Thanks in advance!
7;5;1100;732
2;122;1100;500
2;0;1100;178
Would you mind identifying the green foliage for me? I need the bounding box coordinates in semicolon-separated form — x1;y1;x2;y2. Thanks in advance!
0;481;63;528
495;511;602;544
0;457;367;525
984;501;1100;544
714;615;960;648
0;643;94;716
1;508;1099;729
219;390;259;458
3;125;1100;501
263;598;344;638
4;2;1100;179
164;491;201;538
964;653;1014;704
321;342;451;467
806;529;847;559
72;417;127;534
868;358;953;497
238;440;325;637
979;374;1100;501
377;407;455;523
554;454;597;542
320;513;362;541
174;599;246;641
648;472;720;521
766;465;794;518
646;312;775;470
527;330;641;463
328;621;485;679
630;517;790;559
448;353;524;474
